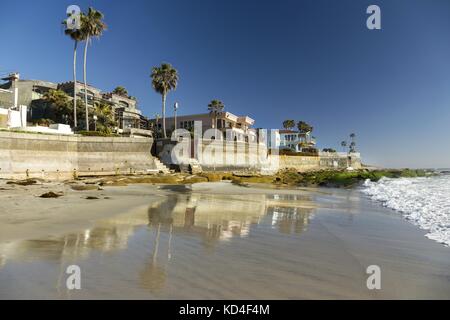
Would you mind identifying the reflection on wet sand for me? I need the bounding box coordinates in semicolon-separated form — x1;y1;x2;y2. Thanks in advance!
139;223;169;292
2;185;450;299
143;193;315;292
0;192;315;265
0;190;316;297
149;194;312;247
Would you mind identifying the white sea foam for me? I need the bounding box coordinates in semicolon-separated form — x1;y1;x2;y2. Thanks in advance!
362;175;450;246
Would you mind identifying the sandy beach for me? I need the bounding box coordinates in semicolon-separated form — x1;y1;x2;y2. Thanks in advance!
0;180;449;299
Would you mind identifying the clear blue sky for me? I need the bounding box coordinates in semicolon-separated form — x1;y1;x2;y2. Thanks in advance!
1;0;450;168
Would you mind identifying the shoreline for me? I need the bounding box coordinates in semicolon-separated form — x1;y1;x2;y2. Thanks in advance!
0;167;436;245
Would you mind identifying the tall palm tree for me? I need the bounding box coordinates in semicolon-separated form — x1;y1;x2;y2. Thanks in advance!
207;100;225;129
349;133;356;152
151;63;179;138
81;7;107;130
63;18;84;129
282;119;295;130
350;133;356;142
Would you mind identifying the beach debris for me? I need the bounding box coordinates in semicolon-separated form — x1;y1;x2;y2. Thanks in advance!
232;171;260;178
70;184;100;191
85;196;100;200
7;179;38;186
231;180;250;187
40;191;63;198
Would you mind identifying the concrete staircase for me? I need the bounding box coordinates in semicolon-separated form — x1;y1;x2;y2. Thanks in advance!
154;158;170;174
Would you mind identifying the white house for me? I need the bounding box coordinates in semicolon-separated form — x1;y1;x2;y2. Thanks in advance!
0;105;27;128
0;82;73;135
278;130;316;152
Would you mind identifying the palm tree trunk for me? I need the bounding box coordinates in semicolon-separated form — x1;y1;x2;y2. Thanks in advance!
83;36;90;131
73;41;78;129
162;93;167;138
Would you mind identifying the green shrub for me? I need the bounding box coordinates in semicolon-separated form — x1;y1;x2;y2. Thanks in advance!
77;131;120;137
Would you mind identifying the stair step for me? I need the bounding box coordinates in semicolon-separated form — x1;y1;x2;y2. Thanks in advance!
153;158;170;173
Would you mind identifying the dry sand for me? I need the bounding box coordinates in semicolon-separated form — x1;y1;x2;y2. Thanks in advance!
0;179;163;243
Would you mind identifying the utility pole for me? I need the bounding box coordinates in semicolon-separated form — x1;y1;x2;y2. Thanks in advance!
174;102;179;132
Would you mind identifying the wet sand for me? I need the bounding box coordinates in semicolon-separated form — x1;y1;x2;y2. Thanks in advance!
0;180;449;299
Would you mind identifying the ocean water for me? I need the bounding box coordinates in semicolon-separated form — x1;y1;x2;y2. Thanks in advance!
362;174;450;246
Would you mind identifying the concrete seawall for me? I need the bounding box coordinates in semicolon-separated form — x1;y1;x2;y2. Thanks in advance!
156;139;270;172
0;131;158;180
155;138;362;173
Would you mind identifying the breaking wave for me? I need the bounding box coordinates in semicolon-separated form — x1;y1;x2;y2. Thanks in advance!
362;174;450;246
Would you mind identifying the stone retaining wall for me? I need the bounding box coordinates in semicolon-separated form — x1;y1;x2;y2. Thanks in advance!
155;138;270;172
0;131;158;180
155;138;362;173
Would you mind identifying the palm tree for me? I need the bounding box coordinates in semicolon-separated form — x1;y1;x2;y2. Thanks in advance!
63;17;84;129
42;89;71;123
42;89;85;126
349;133;356;152
112;86;128;97
297;120;314;145
297;121;313;134
282;119;295;130
93;102;117;134
341;140;347;152
80;7;107;130
207;99;225;129
151;63;179;138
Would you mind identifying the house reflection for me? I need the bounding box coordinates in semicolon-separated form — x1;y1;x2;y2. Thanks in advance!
147;193;267;246
0;190;316;293
265;194;315;234
147;192;316;244
267;206;314;234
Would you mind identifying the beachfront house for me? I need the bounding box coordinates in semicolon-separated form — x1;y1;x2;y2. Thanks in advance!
0;75;72;134
58;81;149;131
0;73;151;132
149;111;258;143
278;130;316;152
